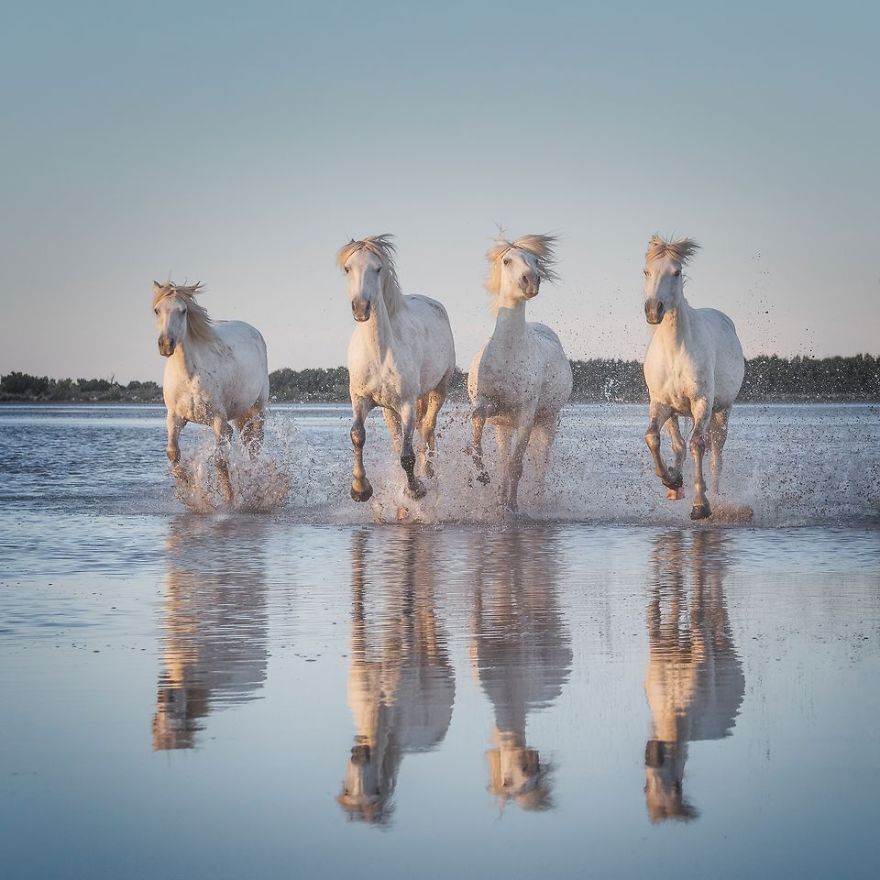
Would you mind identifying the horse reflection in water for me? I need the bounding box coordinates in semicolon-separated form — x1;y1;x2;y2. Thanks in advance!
152;517;269;750
643;530;745;822
338;530;455;824
470;528;572;811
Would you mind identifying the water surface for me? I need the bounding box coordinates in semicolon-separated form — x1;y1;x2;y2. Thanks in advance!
1;405;878;879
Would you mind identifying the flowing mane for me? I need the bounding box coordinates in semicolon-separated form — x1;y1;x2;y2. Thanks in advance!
485;234;560;299
152;281;217;344
645;236;701;266
336;234;403;316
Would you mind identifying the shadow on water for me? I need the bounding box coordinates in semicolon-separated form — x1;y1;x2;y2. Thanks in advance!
152;516;270;751
470;528;572;812
643;530;745;822
338;529;455;825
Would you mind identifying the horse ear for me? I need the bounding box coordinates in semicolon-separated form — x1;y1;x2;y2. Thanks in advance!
152;280;164;292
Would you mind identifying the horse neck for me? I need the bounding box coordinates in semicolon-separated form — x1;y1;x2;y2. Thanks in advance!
490;299;528;346
355;279;397;357
658;295;695;348
171;330;215;376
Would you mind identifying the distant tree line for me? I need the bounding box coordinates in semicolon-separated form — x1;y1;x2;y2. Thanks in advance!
0;372;162;403
2;354;878;403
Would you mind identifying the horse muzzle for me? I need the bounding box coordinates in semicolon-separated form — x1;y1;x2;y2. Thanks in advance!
644;301;664;324
351;300;371;322
158;337;176;357
520;274;540;299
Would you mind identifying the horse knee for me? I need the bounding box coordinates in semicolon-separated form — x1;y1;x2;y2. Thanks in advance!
401;451;416;473
166;446;179;464
350;424;366;449
645;429;660;452
689;434;705;456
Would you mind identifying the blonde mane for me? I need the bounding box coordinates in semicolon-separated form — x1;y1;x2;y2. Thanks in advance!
645;235;701;266
336;234;403;316
152;282;217;344
485;234;560;300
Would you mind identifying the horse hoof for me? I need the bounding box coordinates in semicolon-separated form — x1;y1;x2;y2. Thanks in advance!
351;484;373;503
690;503;712;521
406;481;427;500
666;488;685;501
662;472;683;491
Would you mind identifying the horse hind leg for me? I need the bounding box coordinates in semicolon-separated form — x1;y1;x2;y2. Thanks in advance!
212;416;235;504
238;405;266;457
417;385;447;480
708;408;731;496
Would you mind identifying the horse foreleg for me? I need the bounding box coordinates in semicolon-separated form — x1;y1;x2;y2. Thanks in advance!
688;399;712;520
708;407;731;496
469;403;491;486
350;397;374;502
166;414;186;465
505;416;535;515
166;414;188;484
212;416;234;504
664;416;686;501
529;416;558;500
645;402;681;492
399;402;426;499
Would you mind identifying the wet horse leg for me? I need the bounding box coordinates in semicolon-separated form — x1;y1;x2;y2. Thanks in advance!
505;413;535;514
166;413;188;482
688;398;712;520
493;423;513;504
469;403;491;486
212;416;234;504
708;407;731;496
399;401;426;499
664;416;686;500
238;405;265;457
645;401;682;492
350;396;375;502
529;415;558;501
417;385;446;480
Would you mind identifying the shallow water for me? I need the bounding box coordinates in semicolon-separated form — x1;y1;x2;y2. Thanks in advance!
1;405;878;879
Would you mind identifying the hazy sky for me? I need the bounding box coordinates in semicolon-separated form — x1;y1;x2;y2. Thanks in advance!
1;0;878;382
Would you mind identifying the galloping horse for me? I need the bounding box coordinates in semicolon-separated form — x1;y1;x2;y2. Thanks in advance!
152;281;269;504
641;237;744;519
337;235;456;502
468;234;572;513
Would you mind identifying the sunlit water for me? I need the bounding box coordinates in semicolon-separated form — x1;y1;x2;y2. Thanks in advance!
1;404;878;879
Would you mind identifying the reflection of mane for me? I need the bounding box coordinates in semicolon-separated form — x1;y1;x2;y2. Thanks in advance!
151;517;268;751
643;530;744;823
338;529;454;825
470;528;572;812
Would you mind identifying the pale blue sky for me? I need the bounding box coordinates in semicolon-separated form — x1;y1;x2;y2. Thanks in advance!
1;0;877;381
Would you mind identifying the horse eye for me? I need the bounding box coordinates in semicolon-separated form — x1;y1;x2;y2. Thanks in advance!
153;308;159;315
374;266;381;274
503;258;511;266
673;269;681;277
344;266;350;274
643;269;649;277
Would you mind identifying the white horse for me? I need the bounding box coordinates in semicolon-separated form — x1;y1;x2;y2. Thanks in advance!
152;281;269;503
642;237;744;520
337;235;456;502
468;235;573;513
